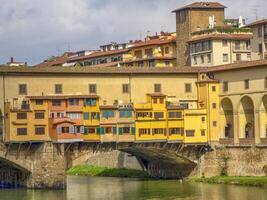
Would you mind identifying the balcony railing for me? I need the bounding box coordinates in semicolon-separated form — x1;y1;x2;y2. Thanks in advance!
166;102;188;109
233;46;251;52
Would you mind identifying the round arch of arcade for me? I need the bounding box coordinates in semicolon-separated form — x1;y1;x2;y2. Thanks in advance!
219;93;267;144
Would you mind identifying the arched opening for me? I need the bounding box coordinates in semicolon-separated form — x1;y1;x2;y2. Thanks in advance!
239;96;255;142
0;157;30;188
259;95;267;141
220;98;234;140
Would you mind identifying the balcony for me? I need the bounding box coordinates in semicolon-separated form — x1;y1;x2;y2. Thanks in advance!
135;103;152;110
233;46;251;52
219;138;234;145
239;138;255;146
166;101;188;109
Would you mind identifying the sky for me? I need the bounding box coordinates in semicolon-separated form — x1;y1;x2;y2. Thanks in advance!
0;0;266;65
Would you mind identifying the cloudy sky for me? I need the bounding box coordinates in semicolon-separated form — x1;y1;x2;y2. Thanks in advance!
0;0;266;65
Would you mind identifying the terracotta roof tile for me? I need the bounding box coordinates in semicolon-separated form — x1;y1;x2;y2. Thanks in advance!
247;19;267;27
188;33;252;43
131;37;176;48
172;2;226;13
68;49;130;62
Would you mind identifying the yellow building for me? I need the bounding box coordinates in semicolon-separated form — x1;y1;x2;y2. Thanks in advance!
82;96;101;142
122;32;177;68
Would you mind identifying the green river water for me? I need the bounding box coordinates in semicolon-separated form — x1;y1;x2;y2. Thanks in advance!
0;176;267;200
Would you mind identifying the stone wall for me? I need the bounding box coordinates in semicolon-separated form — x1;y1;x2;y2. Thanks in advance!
193;147;267;177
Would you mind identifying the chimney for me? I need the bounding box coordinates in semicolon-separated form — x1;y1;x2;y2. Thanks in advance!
10;57;14;63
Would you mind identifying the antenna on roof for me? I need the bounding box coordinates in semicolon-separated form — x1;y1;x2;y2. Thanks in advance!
253;8;258;20
67;43;71;52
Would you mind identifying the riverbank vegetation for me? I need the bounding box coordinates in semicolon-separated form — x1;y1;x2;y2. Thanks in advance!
192;176;267;187
67;165;150;179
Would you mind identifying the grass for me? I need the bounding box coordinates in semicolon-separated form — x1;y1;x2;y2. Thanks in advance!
67;165;151;179
192;176;267;187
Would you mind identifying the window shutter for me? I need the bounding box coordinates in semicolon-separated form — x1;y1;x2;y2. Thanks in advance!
96;127;101;135
131;127;136;135
97;112;100;120
56;126;62;134
70;126;75;134
119;128;123;135
80;126;84;134
113;127;117;135
101;127;105;135
83;112;89;120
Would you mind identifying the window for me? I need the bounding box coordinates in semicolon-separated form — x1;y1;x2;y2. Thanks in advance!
119;110;132;118
35;100;44;105
154;84;161;93
154;112;164;119
247;54;251;61
17;112;27;119
138;61;144;67
201;55;204;64
207;54;211;63
201;117;205;123
259;44;263;53
152;128;166;135
169;128;184;135
153;98;157;104
235;41;241;50
35;127;45;135
69;99;79;106
186;130;195;137
168;112;182;118
193;56;197;65
148;60;155;67
102;110;115;119
89;84;97;94
222;40;228;47
122;84;129;94
55;84;62;94
139;128;150;135
223;81;228;92
165;47;169;54
84;127;96;135
159;98;164;104
212;103;217;109
165;61;170;67
85;98;97;106
201;130;206;136
244;79;249;90
52;100;61;106
145;48;153;57
265;77;267;89
258;26;262;37
18;84;27;95
67;113;81;119
185;83;192;93
223;54;229;62
213;121;217;127
17;128;27;135
236;54;241;61
134;50;142;59
212;86;216;92
136;112;152;118
35;111;45;119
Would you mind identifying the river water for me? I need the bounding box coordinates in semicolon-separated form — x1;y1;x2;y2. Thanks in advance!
0;176;267;200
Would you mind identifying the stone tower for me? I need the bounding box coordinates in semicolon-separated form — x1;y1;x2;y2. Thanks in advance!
172;2;226;66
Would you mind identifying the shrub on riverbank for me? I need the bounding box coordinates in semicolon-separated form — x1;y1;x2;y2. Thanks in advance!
67;165;150;179
193;176;267;187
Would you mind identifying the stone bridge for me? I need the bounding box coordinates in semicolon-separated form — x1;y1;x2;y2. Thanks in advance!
1;141;267;189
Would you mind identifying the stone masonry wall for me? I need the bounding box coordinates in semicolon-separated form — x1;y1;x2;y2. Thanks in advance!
193;147;267;177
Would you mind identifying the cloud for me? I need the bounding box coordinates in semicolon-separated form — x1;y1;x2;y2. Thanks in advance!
0;0;266;65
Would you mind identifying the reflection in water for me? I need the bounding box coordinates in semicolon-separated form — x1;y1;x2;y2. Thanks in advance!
0;176;267;200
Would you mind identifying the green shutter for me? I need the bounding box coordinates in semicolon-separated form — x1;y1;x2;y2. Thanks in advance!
100;127;105;135
83;112;90;120
131;127;136;135
96;127;101;135
113;127;117;135
97;112;100;120
119;128;123;135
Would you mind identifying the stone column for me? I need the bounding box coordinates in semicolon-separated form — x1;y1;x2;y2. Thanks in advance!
233;111;239;144
259;109;266;139
27;142;66;189
254;110;261;144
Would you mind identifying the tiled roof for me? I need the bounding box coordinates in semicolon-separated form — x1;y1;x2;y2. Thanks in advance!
247;19;267;27
36;52;75;67
27;95;99;100
0;65;204;74
122;56;176;64
68;49;130;62
188;33;252;43
207;59;267;72
172;2;226;12
131;37;176;48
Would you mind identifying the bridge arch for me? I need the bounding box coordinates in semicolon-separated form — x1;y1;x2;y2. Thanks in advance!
0;156;31;188
238;96;255;139
220;98;234;139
